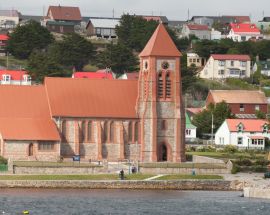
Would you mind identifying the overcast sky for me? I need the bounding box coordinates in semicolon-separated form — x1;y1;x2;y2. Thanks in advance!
1;0;269;21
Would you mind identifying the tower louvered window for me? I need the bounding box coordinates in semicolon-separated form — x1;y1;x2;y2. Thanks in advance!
158;73;163;98
165;73;171;98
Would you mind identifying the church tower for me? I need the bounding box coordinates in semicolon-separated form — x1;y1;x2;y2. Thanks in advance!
136;24;185;162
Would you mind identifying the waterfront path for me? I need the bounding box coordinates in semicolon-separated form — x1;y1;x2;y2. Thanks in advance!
144;174;165;181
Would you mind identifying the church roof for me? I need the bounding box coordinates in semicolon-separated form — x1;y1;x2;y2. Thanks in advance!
45;77;138;118
139;24;182;57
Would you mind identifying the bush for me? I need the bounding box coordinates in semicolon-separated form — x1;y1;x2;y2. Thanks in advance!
196;145;216;152
252;165;267;173
235;158;252;166
0;156;7;165
223;145;238;154
186;154;193;162
231;164;240;174
254;159;270;166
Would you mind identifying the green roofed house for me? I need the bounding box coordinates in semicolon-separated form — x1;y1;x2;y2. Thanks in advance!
185;113;197;142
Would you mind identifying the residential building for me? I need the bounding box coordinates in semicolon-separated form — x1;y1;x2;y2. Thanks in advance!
72;71;113;79
186;108;202;121
187;53;206;67
0;10;20;29
227;23;262;42
215;119;269;150
200;54;251;79
191;16;214;27
86;17;120;39
185;113;197;141
181;24;211;40
253;61;270;76
141;16;169;25
206;90;268;118
0;34;8;56
0;70;31;85
168;20;186;33
256;17;270;32
0;24;186;162
210;28;223;40
44;5;82;33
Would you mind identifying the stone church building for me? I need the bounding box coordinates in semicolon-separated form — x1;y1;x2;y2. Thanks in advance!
0;24;185;162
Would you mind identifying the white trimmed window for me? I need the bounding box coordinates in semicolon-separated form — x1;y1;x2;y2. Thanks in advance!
2;74;10;82
218;60;225;66
237;137;243;145
23;74;31;82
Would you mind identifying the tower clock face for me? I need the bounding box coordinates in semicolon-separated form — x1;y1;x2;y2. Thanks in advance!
157;59;175;71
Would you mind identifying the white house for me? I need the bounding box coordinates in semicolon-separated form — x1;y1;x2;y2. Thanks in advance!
0;70;31;85
187;53;206;67
227;23;262;42
185;113;197;141
0;10;19;29
200;54;251;79
215;119;270;150
181;24;211;40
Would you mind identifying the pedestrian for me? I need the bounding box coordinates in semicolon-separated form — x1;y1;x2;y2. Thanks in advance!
119;169;124;180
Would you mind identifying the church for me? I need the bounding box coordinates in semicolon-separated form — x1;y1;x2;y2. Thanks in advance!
0;24;185;162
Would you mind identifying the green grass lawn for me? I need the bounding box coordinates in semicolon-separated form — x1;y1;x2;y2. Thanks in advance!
13;161;101;168
156;175;223;180
139;162;226;169
0;174;154;181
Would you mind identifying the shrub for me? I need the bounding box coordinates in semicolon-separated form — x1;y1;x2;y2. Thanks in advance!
235;158;252;166
0;156;7;165
254;159;270;166
231;164;240;174
252;165;267;173
223;145;238;154
186;154;193;162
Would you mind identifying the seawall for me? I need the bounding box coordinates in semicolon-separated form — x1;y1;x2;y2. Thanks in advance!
244;187;270;199
0;180;241;191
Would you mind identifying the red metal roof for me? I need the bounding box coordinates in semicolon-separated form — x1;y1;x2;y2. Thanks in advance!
187;24;209;31
45;77;138;118
0;118;60;141
73;72;113;79
48;6;82;21
230;23;260;33
0;70;28;81
140;24;181;57
211;54;250;61
0;34;9;41
0;85;60;141
226;119;268;132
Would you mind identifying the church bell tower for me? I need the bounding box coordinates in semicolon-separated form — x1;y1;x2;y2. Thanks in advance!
136;24;185;162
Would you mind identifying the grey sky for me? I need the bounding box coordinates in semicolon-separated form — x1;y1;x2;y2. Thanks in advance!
1;0;269;21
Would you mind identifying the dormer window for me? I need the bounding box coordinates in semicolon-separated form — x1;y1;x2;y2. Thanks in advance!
2;74;11;83
263;124;268;133
237;123;244;132
23;74;31;82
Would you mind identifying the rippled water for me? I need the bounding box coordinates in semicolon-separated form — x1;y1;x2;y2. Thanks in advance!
0;189;269;215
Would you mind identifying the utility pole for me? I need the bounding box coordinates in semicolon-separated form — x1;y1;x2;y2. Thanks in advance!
112;8;115;18
211;113;214;145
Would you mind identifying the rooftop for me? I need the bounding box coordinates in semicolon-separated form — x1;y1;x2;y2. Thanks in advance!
48;5;82;21
230;23;260;33
226;119;268;132
211;54;250;61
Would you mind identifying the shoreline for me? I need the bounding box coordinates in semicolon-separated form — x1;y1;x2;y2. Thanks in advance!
0;179;241;191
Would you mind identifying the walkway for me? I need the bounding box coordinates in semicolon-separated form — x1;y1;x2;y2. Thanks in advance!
144;174;165;181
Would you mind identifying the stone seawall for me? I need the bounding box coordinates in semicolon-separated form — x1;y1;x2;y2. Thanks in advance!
244;187;270;199
0;180;240;191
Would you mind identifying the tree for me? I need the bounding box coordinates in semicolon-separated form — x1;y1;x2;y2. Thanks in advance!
96;43;138;75
116;14;158;52
27;50;68;83
192;101;234;137
7;20;54;59
181;53;198;92
52;33;95;71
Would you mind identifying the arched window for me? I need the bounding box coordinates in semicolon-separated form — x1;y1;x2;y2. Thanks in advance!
87;121;92;141
165;73;171;98
158;73;163;98
103;121;108;142
128;122;133;142
134;122;139;142
62;120;67;141
110;122;115;142
81;121;86;142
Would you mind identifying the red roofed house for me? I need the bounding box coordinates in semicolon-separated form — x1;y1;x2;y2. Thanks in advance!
206;90;268;118
227;23;262;42
0;70;31;85
0;34;9;56
182;24;211;40
200;54;251;79
72;72;113;80
45;5;82;33
0;24;186;162
215;119;269;149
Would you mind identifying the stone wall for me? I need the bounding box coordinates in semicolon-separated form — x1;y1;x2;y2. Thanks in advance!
0;180;238;190
244;187;270;199
139;167;230;175
13;166;105;174
192;155;225;164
